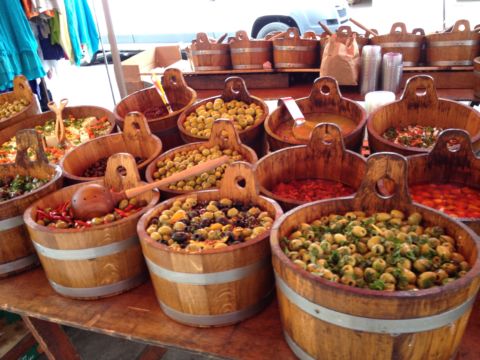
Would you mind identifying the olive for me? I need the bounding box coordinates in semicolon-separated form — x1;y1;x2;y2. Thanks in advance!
172;232;189;243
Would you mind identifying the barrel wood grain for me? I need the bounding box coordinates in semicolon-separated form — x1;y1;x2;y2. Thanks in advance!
272;28;319;69
191;32;231;71
229;30;273;70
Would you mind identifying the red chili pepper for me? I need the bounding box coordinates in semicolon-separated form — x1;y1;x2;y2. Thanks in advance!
123;204;135;212
36;209;51;220
114;208;129;217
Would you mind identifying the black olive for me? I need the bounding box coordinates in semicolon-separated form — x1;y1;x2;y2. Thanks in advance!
188;210;199;218
172;232;189;243
192;233;204;241
150;218;159;225
217;217;229;225
233;201;243;209
201;219;212;227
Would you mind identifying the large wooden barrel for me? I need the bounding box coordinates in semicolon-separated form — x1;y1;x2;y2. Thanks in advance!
371;23;425;66
273;28;319;69
229;30;272;70
177;76;268;157
368;75;480;156
426;19;480;66
474;56;480;99
114;68;197;151
0;130;63;277
24;154;159;299
265;77;367;152
256;124;366;211
138;162;282;327
407;129;480;235
190;32;231;71
0;75;41;131
146;119;257;199
61;112;162;183
271;153;480;360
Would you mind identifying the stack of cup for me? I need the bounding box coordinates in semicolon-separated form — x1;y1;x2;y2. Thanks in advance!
360;45;382;96
382;52;403;93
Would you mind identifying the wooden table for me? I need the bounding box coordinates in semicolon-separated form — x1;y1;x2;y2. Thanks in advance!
0;268;479;359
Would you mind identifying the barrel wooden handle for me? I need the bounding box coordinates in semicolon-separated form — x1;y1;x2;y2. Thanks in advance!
307;123;345;155
162;68;189;92
222;76;252;103
401;75;439;108
309;76;342;104
453;19;471;33
124;155;230;198
390;22;407;34
337;25;353;36
122;111;152;140
285;27;301;39
318;22;333;35
105;153;142;192
412;28;425;36
302;31;318;40
196;32;210;44
350;18;378;37
207;118;244;151
12;75;34;103
218;161;259;202
428;129;477;163
14;129;50;170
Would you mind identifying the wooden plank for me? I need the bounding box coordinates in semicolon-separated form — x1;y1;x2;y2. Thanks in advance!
1;333;36;360
401;70;474;89
22;316;80;360
183;73;289;90
0;318;30;358
138;345;168;360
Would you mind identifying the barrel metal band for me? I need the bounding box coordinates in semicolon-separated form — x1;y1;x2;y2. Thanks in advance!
33;235;139;261
49;272;146;298
158;288;273;326
0;215;24;231
195;66;229;71
233;64;264;70
274;45;316;51
429;40;477;47
379;41;419;48
429;60;473;66
0;254;38;275
191;49;229;55
275;274;476;334
146;256;269;285
231;47;268;54
284;331;315;360
275;63;311;69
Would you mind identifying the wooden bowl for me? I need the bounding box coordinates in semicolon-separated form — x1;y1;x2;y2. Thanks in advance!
407;129;480;235
137;162;283;327
61;112;162;183
265;77;367;152
24;153;159;300
114;68;197;151
271;152;480;359
0;75;41;131
367;75;480;156
177;76;269;157
255;123;367;211
148;119;257;199
0;130;63;277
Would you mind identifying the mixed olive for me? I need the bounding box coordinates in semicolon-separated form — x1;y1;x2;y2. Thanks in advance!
0;99;29;120
82;156;144;178
152;145;245;191
183;98;264;138
282;209;469;291
146;197;274;252
0;174;49;201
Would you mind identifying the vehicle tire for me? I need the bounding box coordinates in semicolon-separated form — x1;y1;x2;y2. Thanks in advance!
256;22;291;39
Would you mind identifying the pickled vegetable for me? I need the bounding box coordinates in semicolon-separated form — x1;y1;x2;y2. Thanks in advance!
383;125;443;148
0;98;29;120
272;179;354;202
0;175;49;201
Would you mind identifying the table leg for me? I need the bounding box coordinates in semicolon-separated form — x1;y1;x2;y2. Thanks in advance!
21;316;80;360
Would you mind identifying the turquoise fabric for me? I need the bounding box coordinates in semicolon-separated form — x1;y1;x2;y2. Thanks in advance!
0;0;45;91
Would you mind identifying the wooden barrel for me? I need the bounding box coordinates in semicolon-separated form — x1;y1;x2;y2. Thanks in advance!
24;154;159;299
114;68;197;151
191;32;231;71
61;112;162;183
426;19;480;66
407;129;480;235
337;25;369;55
367;75;480;156
271;153;480;360
146;119;257;199
0;75;41;131
177;76;269;157
138;162;283;327
474;56;480;99
371;23;425;66
0;130;63;277
265;77;367;152
273;28;319;69
229;30;272;70
256;124;366;211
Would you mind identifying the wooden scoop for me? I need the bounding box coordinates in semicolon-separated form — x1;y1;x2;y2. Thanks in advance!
151;73;172;113
46;98;68;147
280;97;315;141
71;155;230;220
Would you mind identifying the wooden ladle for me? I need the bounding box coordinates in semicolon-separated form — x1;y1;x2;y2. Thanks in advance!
280;97;315;141
151;73;172;113
71;155;229;220
46;98;68;147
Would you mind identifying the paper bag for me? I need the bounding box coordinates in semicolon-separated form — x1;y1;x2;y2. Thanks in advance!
320;34;360;85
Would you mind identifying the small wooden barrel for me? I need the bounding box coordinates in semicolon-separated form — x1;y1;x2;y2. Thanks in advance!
367;75;480;156
0;130;63;277
0;75;41;131
273;28;319;69
138;162;283;327
61;112;162;183
191;32;231;71
146;119;257;199
407;129;480;235
114;68;197;151
371;23;425;66
474;56;480;98
265;77;367;152
24;153;159;300
271;153;480;360
426;19;480;66
229;30;272;70
256;124;367;211
177;77;269;157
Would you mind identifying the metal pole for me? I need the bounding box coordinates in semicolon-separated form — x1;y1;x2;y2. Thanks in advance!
443;0;446;30
101;0;127;99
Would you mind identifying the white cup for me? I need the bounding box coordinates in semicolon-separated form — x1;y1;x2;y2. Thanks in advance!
364;91;396;115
